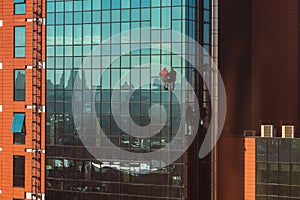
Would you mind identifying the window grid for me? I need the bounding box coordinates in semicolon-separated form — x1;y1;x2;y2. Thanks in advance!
14;26;26;58
256;138;300;199
46;0;210;199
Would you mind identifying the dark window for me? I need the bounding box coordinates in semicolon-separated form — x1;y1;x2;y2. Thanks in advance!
14;0;26;15
11;113;26;144
291;165;300;185
279;185;290;197
14;70;26;101
268;184;278;196
14;132;25;144
279;164;290;185
268;139;279;162
268;163;278;183
256;163;267;183
13;156;25;188
14;132;26;144
291;186;300;197
14;26;26;58
291;140;300;163
279;139;291;162
256;183;267;195
257;139;267;161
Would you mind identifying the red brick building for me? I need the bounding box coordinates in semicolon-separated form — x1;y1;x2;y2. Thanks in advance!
0;0;46;199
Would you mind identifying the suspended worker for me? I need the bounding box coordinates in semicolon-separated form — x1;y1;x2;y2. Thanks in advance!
168;67;177;90
159;67;169;90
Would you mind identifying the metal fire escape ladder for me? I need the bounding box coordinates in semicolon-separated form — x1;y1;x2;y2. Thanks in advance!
31;0;43;198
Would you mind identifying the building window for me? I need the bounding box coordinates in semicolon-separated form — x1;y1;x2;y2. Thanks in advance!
14;132;25;145
14;0;26;15
11;113;26;144
14;26;26;58
292;140;300;162
13;156;25;188
14;70;26;101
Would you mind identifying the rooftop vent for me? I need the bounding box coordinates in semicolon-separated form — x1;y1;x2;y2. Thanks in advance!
282;125;295;138
261;125;273;137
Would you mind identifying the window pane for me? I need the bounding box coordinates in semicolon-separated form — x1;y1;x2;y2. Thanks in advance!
131;0;140;8
14;47;26;58
14;27;26;46
204;24;210;43
13;156;25;188
46;2;54;12
291;165;300;185
14;26;26;58
291;186;300;197
122;0;130;8
256;163;267;183
14;70;26;101
11;113;25;133
122;9;130;21
291;140;300;162
279;185;290;197
131;9;140;21
14;4;26;15
279;164;290;184
141;8;150;20
268;184;278;196
256;184;267;195
102;10;111;22
92;0;100;10
14;132;25;144
268;139;279;162
257;139;267;161
112;0;121;9
162;8;171;28
102;0;110;9
151;8;161;27
268;163;278;183
279;139;291;162
112;10;120;22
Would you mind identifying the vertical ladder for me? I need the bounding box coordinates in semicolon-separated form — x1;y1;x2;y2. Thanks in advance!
32;0;43;198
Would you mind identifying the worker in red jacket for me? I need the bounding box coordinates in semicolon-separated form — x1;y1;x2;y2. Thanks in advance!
160;67;169;90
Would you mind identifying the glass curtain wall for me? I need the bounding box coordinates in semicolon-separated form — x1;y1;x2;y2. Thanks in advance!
256;138;300;200
46;0;209;199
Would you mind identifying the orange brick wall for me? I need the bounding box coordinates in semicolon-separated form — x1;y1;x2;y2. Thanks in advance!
244;138;256;200
0;0;46;199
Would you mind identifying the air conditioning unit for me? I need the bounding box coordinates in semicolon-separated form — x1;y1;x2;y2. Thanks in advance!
282;125;295;138
261;125;273;137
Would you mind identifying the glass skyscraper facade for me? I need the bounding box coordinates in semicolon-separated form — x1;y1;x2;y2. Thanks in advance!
45;0;212;199
256;138;300;200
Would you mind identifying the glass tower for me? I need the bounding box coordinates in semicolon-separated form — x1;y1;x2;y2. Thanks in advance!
45;0;212;199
